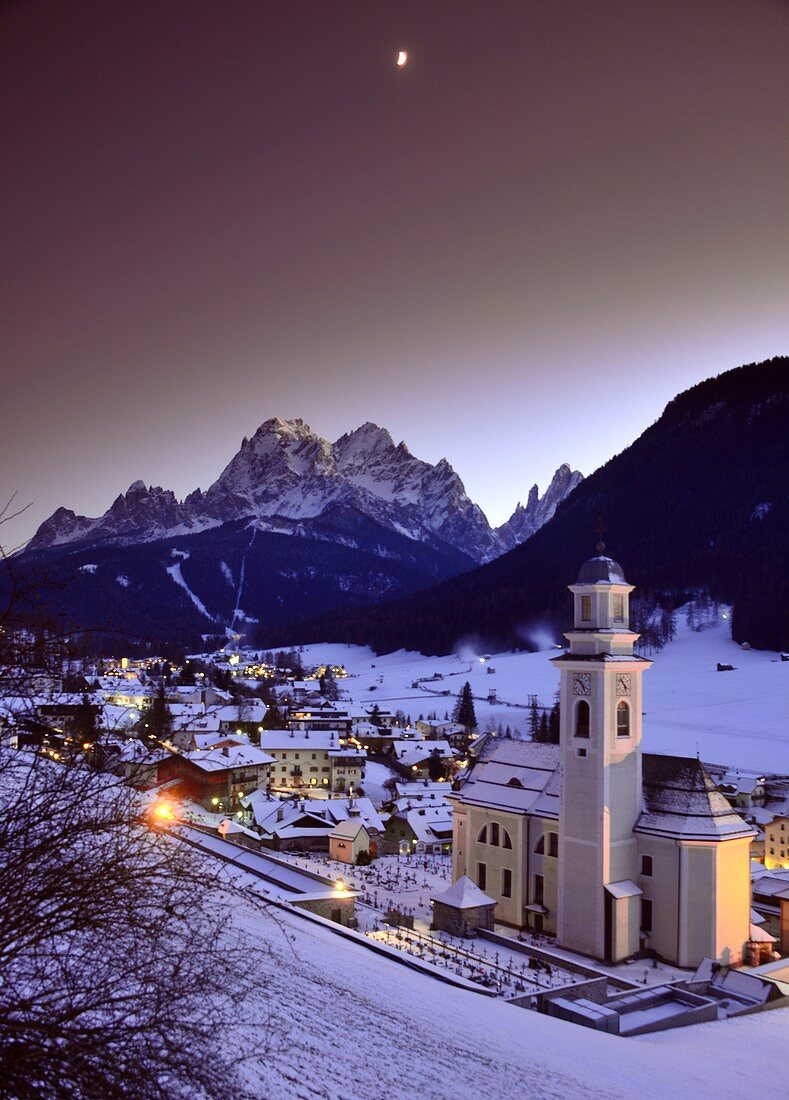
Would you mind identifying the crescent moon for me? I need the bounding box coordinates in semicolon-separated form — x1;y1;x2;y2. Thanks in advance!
396;50;408;68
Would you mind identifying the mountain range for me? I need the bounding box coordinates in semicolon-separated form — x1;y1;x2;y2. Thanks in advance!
266;358;789;655
13;420;581;644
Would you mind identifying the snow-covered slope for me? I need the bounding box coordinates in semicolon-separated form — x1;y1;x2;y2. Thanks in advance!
229;882;784;1099
289;608;789;772
26;418;581;563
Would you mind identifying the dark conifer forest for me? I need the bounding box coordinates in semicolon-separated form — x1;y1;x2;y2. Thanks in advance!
268;358;788;655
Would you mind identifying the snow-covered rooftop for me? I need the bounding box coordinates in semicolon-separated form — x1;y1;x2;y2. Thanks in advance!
432;875;495;909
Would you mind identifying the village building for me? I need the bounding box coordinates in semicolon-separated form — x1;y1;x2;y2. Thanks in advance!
169;706;220;749
328;818;376;864
716;769;767;811
158;742;274;810
288;704;354;734
449;550;755;968
764;814;789;870
103;679;154;709
288;704;399;737
387;738;454;778
240;791;384;851
751;868;789;943
391;779;451;802
35;692;103;733
383;801;453;855
257;729;366;793
205;701;268;737
416;719;468;750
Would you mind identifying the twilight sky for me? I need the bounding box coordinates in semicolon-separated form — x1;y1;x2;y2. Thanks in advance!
2;0;788;550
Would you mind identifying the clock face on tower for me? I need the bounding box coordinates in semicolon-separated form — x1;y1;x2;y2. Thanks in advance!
573;673;591;696
616;673;631;696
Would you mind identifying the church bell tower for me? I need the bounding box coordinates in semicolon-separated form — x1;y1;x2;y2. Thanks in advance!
551;546;652;962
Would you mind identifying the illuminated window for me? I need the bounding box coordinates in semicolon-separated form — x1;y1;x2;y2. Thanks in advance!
613;594;624;621
581;595;592;622
575;700;590;738
616;701;630;738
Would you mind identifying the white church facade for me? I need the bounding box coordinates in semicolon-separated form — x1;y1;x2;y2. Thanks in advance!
449;550;754;968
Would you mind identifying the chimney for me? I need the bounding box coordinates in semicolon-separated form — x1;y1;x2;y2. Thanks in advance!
222;745;229;757
276;806;284;822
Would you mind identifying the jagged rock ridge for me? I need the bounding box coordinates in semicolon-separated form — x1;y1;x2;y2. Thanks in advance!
27;419;581;564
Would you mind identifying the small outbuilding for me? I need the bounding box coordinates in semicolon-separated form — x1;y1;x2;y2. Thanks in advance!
328;819;374;864
430;875;496;936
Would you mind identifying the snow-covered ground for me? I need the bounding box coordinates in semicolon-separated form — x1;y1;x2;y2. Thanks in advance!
226;891;788;1100
280;850;454;932
359;759;396;805
277;849;688;995
298;610;789;772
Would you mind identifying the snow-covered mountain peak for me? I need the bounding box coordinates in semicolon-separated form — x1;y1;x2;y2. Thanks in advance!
26;417;582;563
497;464;583;550
334;422;396;461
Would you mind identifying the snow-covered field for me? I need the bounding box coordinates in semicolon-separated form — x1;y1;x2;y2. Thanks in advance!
229;893;787;1100
299;610;789;772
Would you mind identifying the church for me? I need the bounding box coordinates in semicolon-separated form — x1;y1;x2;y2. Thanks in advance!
449;549;754;968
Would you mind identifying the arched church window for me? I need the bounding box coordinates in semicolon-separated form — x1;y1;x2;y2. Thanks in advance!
490;823;500;846
575;700;590;738
533;834;545;855
477;824;488;844
502;828;512;850
616;700;630;738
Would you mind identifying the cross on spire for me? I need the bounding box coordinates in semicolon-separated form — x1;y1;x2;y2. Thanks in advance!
595;515;606;555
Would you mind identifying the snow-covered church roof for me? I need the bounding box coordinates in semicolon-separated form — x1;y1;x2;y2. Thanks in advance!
449;739;560;817
452;739;753;842
636;755;756;841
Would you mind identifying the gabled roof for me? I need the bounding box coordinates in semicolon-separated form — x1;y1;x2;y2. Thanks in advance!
402;804;453;842
391;739;453;766
258;729;345;751
184;743;275;773
636;755;755;841
329;818;370;840
432;875;495;909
